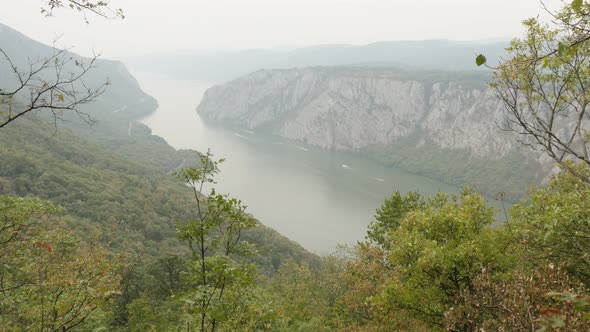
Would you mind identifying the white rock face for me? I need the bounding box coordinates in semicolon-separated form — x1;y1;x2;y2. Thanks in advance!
198;68;526;160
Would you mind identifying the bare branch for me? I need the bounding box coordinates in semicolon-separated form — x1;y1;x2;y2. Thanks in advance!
491;6;590;184
0;42;109;130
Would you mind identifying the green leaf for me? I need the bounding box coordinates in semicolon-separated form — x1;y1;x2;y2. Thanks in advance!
568;45;579;56
572;0;583;13
475;54;487;67
558;42;569;57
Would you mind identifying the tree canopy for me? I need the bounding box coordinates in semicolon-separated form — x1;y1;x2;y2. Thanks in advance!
479;0;590;184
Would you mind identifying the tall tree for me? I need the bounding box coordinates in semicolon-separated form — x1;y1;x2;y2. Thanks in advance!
175;150;262;332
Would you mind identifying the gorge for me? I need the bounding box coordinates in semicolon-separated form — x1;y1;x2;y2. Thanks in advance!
197;67;550;199
134;70;468;253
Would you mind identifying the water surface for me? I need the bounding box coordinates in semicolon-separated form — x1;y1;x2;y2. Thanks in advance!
133;70;467;254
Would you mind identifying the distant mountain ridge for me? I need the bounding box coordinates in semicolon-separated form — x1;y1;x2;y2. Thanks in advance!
124;39;508;82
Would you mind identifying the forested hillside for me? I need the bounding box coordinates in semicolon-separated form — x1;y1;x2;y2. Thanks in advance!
0;21;317;330
0;20;314;264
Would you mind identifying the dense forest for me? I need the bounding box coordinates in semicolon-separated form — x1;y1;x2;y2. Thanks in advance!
2;0;590;331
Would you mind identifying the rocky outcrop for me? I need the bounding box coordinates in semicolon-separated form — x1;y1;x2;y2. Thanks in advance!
198;67;527;160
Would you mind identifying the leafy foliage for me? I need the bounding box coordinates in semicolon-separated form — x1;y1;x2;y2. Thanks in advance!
445;264;588;331
0;195;121;331
268;257;343;331
510;163;590;286
0;113;318;330
491;4;590;185
380;190;507;327
174;150;264;331
367;191;425;248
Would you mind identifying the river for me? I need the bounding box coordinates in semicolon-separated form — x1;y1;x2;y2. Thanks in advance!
133;70;468;254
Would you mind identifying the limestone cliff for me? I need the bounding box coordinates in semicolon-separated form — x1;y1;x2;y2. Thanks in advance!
197;67;548;198
199;68;526;157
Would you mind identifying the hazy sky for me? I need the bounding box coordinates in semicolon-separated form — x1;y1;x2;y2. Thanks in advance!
0;0;564;58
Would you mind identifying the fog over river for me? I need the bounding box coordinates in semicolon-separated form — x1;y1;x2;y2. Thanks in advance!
133;70;470;254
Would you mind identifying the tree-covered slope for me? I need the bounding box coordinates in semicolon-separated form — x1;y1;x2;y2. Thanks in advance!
0;21;315;269
1;21;320;330
0;114;316;269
